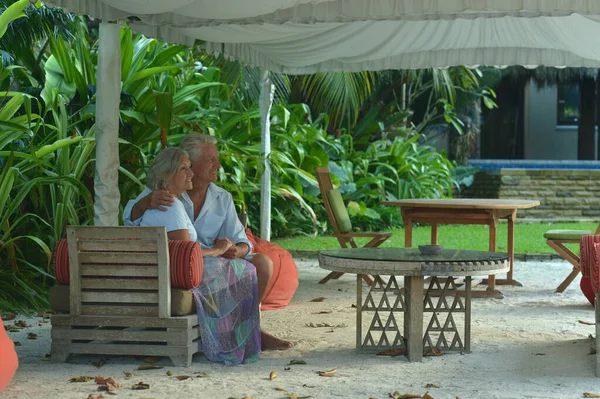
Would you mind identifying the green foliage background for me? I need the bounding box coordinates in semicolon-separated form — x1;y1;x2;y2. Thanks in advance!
0;5;498;312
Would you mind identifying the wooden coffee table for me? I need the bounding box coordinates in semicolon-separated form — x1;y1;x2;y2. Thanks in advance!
319;247;509;362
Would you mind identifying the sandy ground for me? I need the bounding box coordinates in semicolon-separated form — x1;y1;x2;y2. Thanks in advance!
1;258;599;399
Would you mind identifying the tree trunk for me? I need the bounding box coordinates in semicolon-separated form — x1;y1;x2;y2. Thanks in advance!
578;76;595;160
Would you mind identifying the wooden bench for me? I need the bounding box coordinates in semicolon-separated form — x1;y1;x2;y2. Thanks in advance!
50;226;201;366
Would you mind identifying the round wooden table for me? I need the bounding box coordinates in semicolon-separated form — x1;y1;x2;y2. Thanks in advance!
319;247;509;362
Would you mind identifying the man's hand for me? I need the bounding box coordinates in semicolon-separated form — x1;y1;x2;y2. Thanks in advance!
130;190;174;221
147;190;175;211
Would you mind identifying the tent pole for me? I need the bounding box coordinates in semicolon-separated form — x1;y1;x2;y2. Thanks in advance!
94;22;122;226
259;70;274;240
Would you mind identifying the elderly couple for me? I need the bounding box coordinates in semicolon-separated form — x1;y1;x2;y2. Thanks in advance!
124;134;292;366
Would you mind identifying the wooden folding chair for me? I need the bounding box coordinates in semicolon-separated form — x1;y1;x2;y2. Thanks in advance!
545;224;600;292
315;166;392;284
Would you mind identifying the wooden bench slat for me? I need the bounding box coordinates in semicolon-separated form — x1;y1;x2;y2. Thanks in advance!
80;265;158;277
81;279;159;290
82;292;159;304
51;314;198;328
51;326;198;342
73;226;165;239
78;240;158;252
79;252;158;264
81;305;158;317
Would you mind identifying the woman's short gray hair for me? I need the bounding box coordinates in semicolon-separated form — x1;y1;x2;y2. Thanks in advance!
179;134;217;162
147;147;189;191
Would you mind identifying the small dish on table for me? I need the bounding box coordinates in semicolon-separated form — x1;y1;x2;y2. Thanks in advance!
418;244;444;255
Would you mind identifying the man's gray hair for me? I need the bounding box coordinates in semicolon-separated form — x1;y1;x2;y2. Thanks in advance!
179;134;217;161
147;147;189;191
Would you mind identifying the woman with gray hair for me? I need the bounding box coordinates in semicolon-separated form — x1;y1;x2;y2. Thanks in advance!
139;147;197;241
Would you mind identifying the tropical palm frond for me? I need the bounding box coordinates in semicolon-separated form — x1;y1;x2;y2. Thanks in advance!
0;2;76;66
295;71;376;131
197;51;291;106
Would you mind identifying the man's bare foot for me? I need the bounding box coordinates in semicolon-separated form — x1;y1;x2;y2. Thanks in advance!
261;329;293;351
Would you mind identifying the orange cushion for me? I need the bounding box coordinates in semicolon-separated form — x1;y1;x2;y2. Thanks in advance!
246;229;298;310
0;319;18;392
53;239;203;290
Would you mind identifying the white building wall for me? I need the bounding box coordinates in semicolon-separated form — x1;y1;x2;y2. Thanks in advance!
524;82;578;160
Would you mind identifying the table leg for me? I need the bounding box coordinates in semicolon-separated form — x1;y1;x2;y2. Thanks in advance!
465;276;471;353
356;274;362;352
431;223;438;244
404;276;424;362
487;217;497;292
490;210;524;287
403;210;412;248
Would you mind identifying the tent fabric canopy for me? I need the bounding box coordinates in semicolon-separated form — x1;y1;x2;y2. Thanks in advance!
48;1;600;73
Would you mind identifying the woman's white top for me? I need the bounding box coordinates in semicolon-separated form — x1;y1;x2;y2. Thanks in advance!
139;198;198;242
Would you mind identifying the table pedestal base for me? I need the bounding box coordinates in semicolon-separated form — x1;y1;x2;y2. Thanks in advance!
356;275;472;362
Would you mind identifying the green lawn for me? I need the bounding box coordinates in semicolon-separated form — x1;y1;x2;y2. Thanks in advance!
272;222;598;254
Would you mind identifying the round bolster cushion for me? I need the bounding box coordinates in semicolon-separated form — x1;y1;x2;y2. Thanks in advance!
53;239;203;290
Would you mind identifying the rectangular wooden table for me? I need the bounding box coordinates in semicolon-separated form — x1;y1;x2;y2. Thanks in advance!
382;199;540;298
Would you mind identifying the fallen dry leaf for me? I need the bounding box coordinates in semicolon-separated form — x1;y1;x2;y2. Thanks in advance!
423;393;434;399
284;367;291;371
389;393;422;399
423;347;443;357
377;348;406;357
269;371;278;380
41;353;51;361
305;322;346;328
309;297;326;302
87;395;105;399
26;333;37;340
123;372;133;378
131;382;150;390
92;359;105;368
70;376;94;383
194;372;210;378
317;368;336;377
143;356;161;363
95;377;121;392
534;353;546;356
583;393;600;398
425;383;440;388
578;320;595;326
37;311;53;319
288;359;307;365
176;375;193;381
275;387;286;391
138;363;163;370
1;313;16;321
311;311;331;314
302;384;315;388
285;394;312;399
15;320;30;328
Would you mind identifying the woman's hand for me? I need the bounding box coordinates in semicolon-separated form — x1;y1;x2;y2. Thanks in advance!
212;238;233;256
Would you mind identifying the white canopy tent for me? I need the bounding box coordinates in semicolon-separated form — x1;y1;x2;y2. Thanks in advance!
45;1;600;238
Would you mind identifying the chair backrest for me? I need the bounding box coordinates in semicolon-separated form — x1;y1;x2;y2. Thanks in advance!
315;167;342;234
66;226;171;318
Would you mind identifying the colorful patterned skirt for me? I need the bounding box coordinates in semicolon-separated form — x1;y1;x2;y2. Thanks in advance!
192;256;261;365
